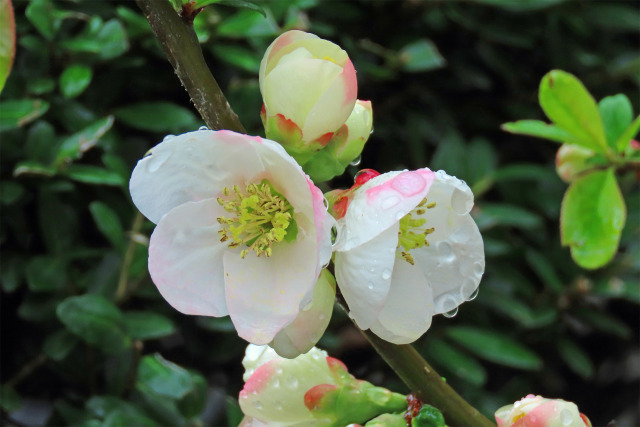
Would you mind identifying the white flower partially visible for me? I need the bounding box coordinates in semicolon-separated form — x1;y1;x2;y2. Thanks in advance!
334;168;485;344
129;130;334;346
495;394;592;427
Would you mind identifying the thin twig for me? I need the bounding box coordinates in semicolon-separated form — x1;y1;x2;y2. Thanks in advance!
5;353;48;389
115;211;145;303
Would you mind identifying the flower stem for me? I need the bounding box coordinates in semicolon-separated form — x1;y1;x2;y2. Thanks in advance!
336;293;495;427
135;0;245;133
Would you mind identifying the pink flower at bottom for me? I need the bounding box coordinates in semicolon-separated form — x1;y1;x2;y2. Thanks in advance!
495;395;592;427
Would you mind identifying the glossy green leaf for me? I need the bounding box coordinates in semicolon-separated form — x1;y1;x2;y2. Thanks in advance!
123;311;176;340
482;293;558;329
524;249;564;292
104;409;157;427
63;165;125;186
539;70;607;152
424;338;487;386
561;168;626;269
502;120;588;146
60;65;93;98
137;354;194;400
399;39;445;72
615;115;640;152
212;45;261;72
55;116;114;165
89;201;125;251
0;99;50;131
43;329;78;361
25;0;59;40
176;370;207;418
474;203;543;231
57;294;131;354
25;256;66;292
114;102;199;133
557;339;594;379
216;9;277;38
446;327;543;370
196;0;267;17
0;0;15;94
598;94;632;151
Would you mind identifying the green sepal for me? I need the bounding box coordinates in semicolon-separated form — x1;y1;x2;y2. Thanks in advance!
412;404;445;427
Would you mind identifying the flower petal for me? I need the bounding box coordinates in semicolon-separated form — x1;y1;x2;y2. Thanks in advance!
335;223;399;330
271;270;336;359
148;198;229;317
412;171;485;314
335;168;435;251
369;259;434;344
224;231;319;345
130;130;266;224
263;58;343;132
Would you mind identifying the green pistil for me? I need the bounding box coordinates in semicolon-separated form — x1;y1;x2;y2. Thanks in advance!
397;198;436;265
217;180;294;258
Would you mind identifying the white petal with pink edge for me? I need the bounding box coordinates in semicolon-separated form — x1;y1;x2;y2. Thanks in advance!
148;199;229;317
334;169;435;252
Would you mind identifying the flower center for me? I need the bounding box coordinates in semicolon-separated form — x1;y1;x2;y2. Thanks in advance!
217;180;297;259
397;198;436;265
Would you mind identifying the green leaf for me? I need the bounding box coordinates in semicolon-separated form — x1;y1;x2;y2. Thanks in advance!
0;99;50;131
55;116;114;165
225;396;244;427
63;165;125;186
13;160;56;177
399;39;445;72
482;292;558;329
197;0;267;17
524;249;564;292
468;0;566;12
137;354;194;400
615;115;640;152
474;203;543;231
43;329;78;361
114;102;199;133
424;338;487;386
557;339;594;379
446;327;543;370
574;307;632;339
0;0;15;94
501;120;589;147
216;9;278;38
598;94;633;151
212;45;261;72
60;65;93;98
57;294;131;354
560;168;626;269
176;370;207;418
0;385;21;412
89;201;125;251
25;0;59;40
26;256;67;292
123;311;176;340
539;70;607;152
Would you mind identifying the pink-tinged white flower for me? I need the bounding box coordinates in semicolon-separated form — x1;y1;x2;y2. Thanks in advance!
259;30;358;164
333;169;485;344
495;395;592;427
304;100;374;182
270;269;336;359
239;344;406;426
129;130;334;345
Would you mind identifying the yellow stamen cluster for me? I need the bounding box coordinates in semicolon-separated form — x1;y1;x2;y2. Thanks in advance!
397;198;436;265
217;181;293;259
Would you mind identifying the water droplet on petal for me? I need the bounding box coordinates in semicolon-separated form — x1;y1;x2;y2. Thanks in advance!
285;375;298;389
253;400;263;410
331;225;339;246
467;288;479;301
437;241;456;262
318;313;325;321
451;187;473;215
302;302;312;312
560;409;573;425
473;261;484;276
354;169;380;185
443;307;459;318
323;196;329;209
198;125;209;131
367;282;374;290
369;127;374;135
146;150;171;172
381;196;400;210
274;401;284;411
350;155;362;166
395;211;405;220
163;134;175;142
382;269;392;280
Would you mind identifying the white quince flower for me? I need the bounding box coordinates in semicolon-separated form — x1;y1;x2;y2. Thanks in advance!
495;394;592;427
333;168;485;344
129;130;334;345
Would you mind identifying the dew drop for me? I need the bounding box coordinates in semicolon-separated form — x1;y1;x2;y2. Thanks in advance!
473;261;484;276
347;237;360;248
285;375;298;389
369;127;374;135
437;241;456;262
198;125;209;131
271;377;280;388
367;282;374;290
350;155;362;166
274;400;284;411
451;187;473;214
318;314;325;321
162;134;176;142
382;269;391;280
323;196;330;209
146;150;171;172
302;302;313;312
381;196;400;210
443;307;459;318
253;400;263;410
560;409;573;425
467;288;479;301
276;368;283;375
395;211;405;220
331;225;339;246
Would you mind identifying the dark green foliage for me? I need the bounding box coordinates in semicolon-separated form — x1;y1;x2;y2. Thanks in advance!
1;1;638;426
